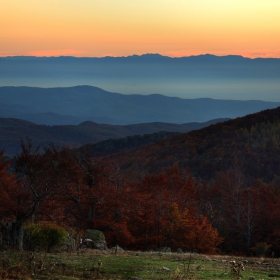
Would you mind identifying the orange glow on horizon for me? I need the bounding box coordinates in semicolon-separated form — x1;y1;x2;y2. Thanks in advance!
1;0;280;59
1;50;280;59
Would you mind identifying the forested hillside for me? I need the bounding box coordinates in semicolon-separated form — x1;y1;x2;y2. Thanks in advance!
0;117;228;156
98;106;280;184
1;107;280;256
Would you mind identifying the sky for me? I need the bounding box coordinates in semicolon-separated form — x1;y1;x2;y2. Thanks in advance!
1;0;280;58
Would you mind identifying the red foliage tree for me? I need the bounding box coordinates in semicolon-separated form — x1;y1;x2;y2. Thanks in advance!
0;141;83;249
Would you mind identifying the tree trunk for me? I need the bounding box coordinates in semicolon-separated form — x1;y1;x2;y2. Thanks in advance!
11;219;24;250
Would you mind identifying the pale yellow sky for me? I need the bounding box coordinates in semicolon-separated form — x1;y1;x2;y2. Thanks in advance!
1;0;280;57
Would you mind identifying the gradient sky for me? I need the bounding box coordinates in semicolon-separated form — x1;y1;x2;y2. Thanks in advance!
1;0;280;58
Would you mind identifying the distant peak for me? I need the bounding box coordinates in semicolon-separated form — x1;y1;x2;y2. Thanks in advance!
200;54;217;57
188;53;245;59
79;121;98;126
140;53;164;57
126;53;170;59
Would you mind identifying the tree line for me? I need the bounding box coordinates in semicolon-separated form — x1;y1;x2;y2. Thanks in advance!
1;140;280;255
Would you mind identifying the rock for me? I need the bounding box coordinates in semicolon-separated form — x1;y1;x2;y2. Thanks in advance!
93;241;107;250
82;239;94;249
84;238;93;242
82;239;107;250
112;245;124;252
162;266;170;271
85;229;105;241
155;247;171;253
176;248;184;254
84;230;107;250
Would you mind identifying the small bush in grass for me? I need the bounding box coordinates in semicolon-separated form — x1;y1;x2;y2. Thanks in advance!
24;222;67;252
251;242;271;257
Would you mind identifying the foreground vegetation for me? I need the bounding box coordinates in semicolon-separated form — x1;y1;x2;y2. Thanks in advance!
1;249;280;280
3;107;280;258
1;138;280;256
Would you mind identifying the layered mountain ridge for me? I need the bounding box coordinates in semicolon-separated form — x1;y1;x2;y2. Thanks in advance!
1;54;280;101
0;85;279;125
0;117;228;156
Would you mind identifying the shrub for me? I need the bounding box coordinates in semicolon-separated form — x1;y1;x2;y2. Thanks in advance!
24;222;67;252
251;242;271;257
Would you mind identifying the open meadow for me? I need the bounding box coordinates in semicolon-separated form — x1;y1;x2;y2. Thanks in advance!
1;249;280;280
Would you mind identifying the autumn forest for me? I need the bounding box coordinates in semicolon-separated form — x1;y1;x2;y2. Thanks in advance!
1;107;280;256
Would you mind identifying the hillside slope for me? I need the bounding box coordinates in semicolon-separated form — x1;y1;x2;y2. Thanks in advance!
96;106;280;184
0;118;226;156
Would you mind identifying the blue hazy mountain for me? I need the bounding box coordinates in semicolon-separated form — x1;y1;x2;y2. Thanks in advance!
0;85;279;125
1;54;280;101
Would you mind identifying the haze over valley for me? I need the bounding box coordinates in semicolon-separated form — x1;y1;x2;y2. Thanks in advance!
1;54;280;101
1;54;280;157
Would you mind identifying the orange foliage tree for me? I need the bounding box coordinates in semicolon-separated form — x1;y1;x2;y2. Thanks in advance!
125;165;222;253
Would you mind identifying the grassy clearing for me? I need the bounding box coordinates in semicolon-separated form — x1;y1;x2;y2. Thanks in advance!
1;249;280;279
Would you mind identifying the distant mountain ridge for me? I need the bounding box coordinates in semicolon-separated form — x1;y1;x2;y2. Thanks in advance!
0;117;227;156
1;54;280;101
0;86;279;125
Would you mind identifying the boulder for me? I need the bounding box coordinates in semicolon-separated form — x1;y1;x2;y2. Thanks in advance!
84;238;93;242
83;229;107;249
93;241;107;250
85;229;105;241
155;247;171;253
82;238;94;248
176;248;184;254
112;245;124;252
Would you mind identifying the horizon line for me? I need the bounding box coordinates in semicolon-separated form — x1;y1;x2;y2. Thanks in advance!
1;53;280;59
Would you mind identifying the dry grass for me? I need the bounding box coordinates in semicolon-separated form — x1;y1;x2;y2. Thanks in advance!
1;249;280;279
